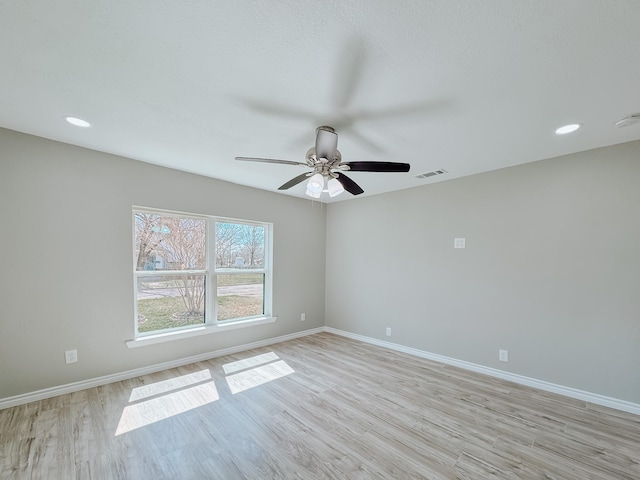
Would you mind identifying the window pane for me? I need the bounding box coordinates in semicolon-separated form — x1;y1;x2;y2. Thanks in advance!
137;275;205;333
217;273;264;321
134;213;206;271
215;222;264;269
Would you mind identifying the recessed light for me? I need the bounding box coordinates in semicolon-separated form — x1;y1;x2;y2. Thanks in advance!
555;123;581;135
64;116;91;128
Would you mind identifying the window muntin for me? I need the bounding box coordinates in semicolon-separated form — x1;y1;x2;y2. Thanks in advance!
133;210;271;337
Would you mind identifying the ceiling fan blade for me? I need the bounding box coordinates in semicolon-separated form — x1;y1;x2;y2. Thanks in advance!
335;172;364;195
235;157;307;166
356;98;452;121
240;98;316;120
332;37;367;110
278;173;310;190
346;128;385;153
343;161;410;173
315;127;338;160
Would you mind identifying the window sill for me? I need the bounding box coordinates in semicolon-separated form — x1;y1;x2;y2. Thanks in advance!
126;316;277;348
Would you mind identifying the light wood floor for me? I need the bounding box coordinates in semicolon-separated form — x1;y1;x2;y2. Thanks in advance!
1;333;639;479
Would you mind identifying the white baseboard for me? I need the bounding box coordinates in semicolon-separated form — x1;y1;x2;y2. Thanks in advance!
3;325;638;416
0;327;324;410
324;327;640;416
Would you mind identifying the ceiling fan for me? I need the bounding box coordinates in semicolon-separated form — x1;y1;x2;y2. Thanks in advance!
235;126;410;198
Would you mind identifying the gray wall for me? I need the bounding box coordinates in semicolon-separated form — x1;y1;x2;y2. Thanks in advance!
326;140;640;403
0;128;326;399
3;126;639;405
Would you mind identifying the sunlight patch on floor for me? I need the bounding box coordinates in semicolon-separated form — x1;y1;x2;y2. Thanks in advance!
128;369;212;402
225;360;294;394
116;381;219;435
222;351;280;374
116;352;294;434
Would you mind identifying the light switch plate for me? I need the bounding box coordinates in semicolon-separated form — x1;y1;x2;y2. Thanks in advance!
454;238;466;248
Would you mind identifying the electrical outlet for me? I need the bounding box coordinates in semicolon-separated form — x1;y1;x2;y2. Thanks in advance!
65;349;78;364
386;327;391;336
300;313;306;321
499;349;509;362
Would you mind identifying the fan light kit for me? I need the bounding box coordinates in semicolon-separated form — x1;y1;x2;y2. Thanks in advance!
236;126;410;198
306;173;324;198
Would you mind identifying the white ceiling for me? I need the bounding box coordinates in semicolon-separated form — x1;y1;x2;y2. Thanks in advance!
1;1;640;202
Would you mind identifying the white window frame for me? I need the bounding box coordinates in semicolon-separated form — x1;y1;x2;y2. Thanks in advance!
128;207;275;348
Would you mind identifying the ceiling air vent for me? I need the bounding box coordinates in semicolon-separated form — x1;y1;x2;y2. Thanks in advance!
416;169;447;179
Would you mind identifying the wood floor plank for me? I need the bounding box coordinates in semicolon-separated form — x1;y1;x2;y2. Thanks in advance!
533;430;640;479
1;332;639;479
491;435;616;480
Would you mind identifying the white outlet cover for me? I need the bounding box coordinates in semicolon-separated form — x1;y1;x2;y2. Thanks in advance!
65;349;78;364
499;349;509;362
454;238;466;248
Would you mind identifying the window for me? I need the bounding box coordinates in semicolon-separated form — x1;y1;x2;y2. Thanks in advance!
133;208;272;337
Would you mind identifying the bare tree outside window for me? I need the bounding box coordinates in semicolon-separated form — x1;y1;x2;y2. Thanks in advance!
134;213;164;271
134;213;206;332
215;222;242;268
215;223;264;269
240;225;264;268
